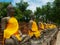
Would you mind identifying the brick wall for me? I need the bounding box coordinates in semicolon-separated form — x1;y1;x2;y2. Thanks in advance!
0;31;3;45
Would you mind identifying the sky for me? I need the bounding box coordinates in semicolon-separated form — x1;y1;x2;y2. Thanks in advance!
0;0;54;12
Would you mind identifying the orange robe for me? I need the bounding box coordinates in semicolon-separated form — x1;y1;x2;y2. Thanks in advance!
39;22;44;30
4;17;21;41
29;21;41;38
48;24;57;29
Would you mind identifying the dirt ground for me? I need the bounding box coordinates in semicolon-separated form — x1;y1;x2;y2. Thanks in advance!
56;31;60;45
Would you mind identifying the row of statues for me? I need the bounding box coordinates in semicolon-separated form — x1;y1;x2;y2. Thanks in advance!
1;4;57;45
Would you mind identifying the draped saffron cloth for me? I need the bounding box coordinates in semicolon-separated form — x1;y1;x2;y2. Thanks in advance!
4;17;21;41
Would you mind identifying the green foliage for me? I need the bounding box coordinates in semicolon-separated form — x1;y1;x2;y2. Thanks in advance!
51;0;60;24
23;10;32;22
0;2;10;17
16;2;29;12
0;1;32;22
15;1;32;22
0;0;60;24
34;7;42;22
34;1;60;24
14;7;23;21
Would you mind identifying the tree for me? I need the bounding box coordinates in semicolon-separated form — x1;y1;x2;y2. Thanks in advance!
52;0;60;24
16;1;29;12
44;2;52;21
23;10;32;22
15;1;32;22
34;7;42;22
0;2;10;17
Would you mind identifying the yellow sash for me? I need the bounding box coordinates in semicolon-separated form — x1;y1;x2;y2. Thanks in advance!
29;30;41;38
40;22;44;30
49;24;57;29
4;17;21;41
32;21;38;31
